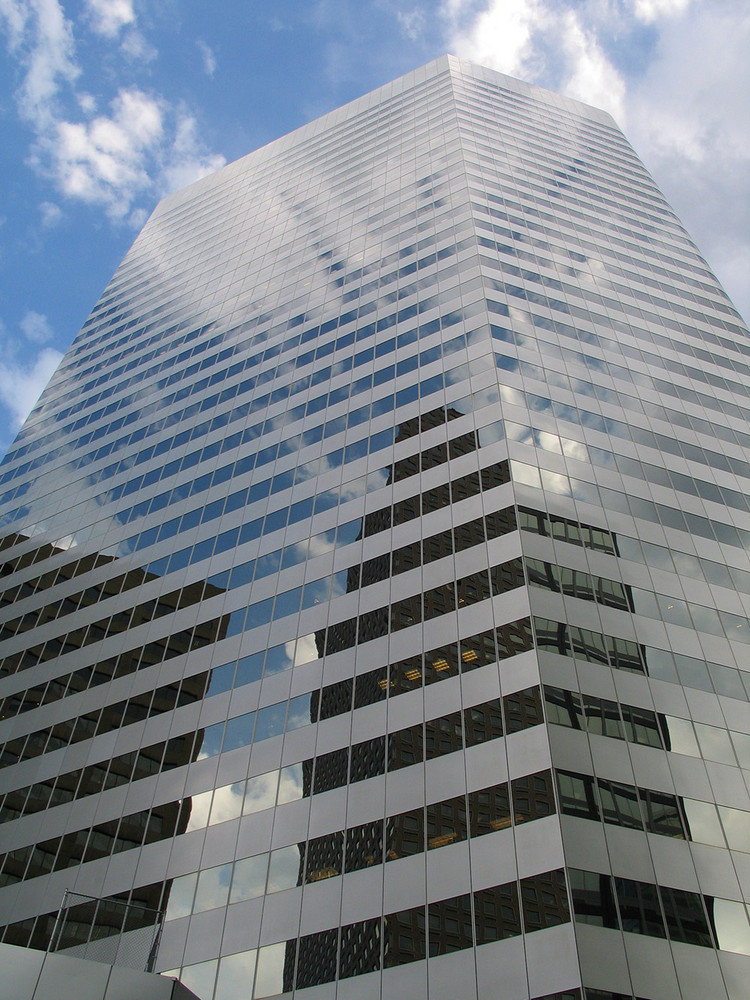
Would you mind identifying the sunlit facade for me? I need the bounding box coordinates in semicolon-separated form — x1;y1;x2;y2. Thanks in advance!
1;55;750;1000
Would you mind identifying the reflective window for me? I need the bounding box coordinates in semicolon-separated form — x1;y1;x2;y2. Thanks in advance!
474;882;522;944
614;878;664;938
569;869;618;928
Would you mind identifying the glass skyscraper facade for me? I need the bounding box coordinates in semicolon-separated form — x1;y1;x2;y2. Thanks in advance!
1;54;750;1000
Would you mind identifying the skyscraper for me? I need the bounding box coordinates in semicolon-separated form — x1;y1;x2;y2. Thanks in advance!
1;52;750;999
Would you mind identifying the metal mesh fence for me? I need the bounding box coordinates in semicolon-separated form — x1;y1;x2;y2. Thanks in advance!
48;890;164;972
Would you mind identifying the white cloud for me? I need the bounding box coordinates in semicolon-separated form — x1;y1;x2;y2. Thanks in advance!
634;0;691;22
20;309;53;342
0;310;60;434
206;781;244;826
0;345;62;429
185;789;212;831
46;93;225;221
84;0;135;38
39;200;62;226
157;113;227;197
197;39;216;77
397;9;426;41
77;90;96;113
445;0;543;80
0;0;224;226
294;632;319;666
626;2;750;322
0;0;28;48
243;771;280;813
444;0;624;119
557;8;625;123
49;86;164;219
35;77;222;221
120;27;157;62
128;205;148;229
1;0;80;129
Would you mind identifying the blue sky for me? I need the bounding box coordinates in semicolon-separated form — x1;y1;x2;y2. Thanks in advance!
0;0;748;459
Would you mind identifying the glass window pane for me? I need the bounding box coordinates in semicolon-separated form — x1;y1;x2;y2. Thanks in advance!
598;780;642;830
185;789;213;832
165;872;197;921
267;845;302;892
660;716;699;756
383;906;426;967
277;763;304;805
230;854;268;903
428;893;473;955
662;886;713;947
222;713;255;753
215;950;257;1000
557;771;599;821
682;799;724;847
719;805;750;852
243;770;279;815
544;686;584;729
695;722;735;764
254;702;287;742
711;898;750;955
520;870;570;931
254;942;287;998
640;788;684;838
180;960;217;1000
209;781;245;826
615;877;665;937
194;862;232;913
474;882;522;943
469;784;511;836
569;868;618;928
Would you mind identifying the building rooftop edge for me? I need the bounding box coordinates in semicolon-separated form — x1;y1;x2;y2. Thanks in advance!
153;54;618;216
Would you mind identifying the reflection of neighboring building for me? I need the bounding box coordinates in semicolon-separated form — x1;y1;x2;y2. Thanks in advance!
289;413;487;985
0;535;226;952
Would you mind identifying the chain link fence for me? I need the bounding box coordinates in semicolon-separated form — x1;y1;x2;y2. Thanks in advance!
48;890;164;972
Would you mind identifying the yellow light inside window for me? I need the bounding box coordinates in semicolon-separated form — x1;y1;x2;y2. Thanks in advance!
490;816;512;830
405;668;421;681
461;649;478;662
432;658;450;672
428;832;456;848
308;867;339;882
